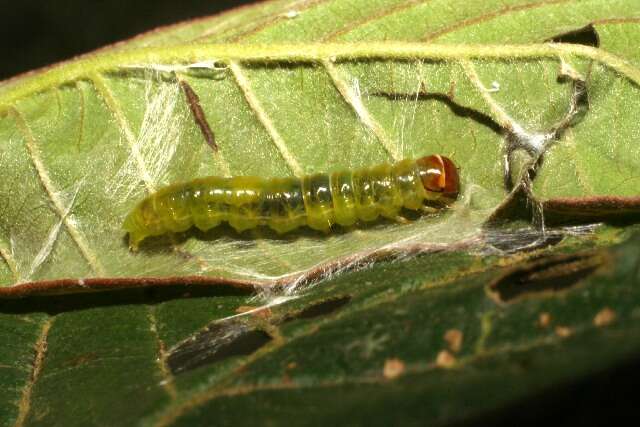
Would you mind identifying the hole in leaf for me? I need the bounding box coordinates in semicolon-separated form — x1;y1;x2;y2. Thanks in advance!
167;320;271;374
373;90;503;134
284;296;352;322
0;285;251;315
485;229;564;253
487;253;604;304
549;24;600;47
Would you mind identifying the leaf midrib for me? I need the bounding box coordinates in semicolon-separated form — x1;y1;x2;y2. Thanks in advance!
2;43;638;111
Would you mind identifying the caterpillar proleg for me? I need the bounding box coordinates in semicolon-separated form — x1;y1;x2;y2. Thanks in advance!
123;155;460;249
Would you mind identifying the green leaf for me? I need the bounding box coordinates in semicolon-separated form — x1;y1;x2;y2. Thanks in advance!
1;0;640;425
1;225;639;425
1;0;639;292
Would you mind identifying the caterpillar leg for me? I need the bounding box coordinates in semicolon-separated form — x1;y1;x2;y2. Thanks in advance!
394;215;411;225
127;231;146;252
228;211;259;233
123;213;148;252
267;217;306;235
306;216;333;234
420;206;442;215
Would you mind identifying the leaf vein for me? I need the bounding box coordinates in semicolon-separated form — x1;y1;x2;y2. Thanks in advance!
75;81;87;150
89;73;157;192
0;239;20;283
593;17;640;26
9;108;106;277
460;60;517;131
229;0;328;42
321;0;426;41
3;44;640;106
14;318;53;427
422;0;573;42
196;0;320;43
148;307;177;400
228;61;303;175
323;60;400;160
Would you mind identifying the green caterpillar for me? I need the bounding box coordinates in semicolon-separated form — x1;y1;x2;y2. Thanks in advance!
123;155;460;250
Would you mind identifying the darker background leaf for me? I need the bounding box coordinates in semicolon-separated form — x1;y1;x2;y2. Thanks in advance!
0;0;254;80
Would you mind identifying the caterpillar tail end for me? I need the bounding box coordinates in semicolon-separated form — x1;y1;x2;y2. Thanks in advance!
127;233;144;252
123;213;144;252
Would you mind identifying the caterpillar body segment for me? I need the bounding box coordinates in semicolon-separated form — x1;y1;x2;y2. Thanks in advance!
123;155;460;250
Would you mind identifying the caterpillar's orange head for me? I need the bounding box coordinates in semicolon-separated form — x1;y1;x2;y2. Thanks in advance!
416;155;460;204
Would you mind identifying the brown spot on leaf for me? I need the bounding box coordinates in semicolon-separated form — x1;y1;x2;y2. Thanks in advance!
436;350;456;368
487;253;604;304
443;329;463;353
538;312;552;328
383;358;405;379
594;307;616;327
555;326;573;338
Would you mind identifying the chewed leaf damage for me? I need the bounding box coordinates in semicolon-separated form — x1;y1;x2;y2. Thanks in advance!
486;253;605;304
